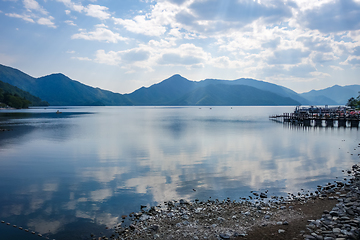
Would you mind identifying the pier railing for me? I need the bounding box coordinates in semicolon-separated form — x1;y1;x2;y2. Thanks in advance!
269;107;360;127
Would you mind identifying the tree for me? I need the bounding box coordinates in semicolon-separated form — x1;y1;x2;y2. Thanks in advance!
1;91;32;109
347;97;358;108
347;92;360;109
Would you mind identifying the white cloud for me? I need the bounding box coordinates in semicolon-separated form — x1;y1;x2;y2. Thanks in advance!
330;65;344;70
95;50;121;65
72;56;92;61
310;71;331;78
113;16;166;36
5;12;35;23
23;0;48;15
85;4;111;20
341;55;360;66
94;47;151;66
37;16;56;28
157;43;209;67
71;25;127;43
56;0;84;12
65;10;71;15
64;20;76;26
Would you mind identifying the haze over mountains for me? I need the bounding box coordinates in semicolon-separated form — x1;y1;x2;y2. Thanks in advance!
0;64;358;106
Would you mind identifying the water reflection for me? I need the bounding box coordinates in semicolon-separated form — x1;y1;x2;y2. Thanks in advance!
0;106;359;240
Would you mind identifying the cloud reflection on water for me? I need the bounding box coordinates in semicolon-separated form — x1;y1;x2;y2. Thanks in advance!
0;107;359;239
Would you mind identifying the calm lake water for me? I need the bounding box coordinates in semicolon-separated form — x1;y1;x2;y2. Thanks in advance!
0;106;359;240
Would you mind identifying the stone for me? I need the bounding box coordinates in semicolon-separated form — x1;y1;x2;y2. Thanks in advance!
219;233;230;239
330;211;339;216
278;229;285;233
139;214;150;221
182;215;189;220
150;225;159;232
260;193;268;198
179;199;188;205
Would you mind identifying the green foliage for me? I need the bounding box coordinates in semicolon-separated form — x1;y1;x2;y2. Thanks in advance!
346;92;360;109
1;92;31;109
0;80;49;106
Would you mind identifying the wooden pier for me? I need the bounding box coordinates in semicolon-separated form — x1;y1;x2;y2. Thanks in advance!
270;106;360;128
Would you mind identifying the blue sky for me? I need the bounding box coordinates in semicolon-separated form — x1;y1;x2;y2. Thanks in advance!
0;0;360;93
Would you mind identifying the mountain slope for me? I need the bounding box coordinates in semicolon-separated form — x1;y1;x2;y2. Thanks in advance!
126;75;308;106
197;78;310;105
301;85;360;105
33;74;132;106
0;80;49;107
125;74;197;105
0;64;132;106
171;84;301;106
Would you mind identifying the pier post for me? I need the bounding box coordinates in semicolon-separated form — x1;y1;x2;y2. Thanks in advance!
303;119;311;126
315;119;322;127
326;119;334;127
350;120;359;128
338;119;346;127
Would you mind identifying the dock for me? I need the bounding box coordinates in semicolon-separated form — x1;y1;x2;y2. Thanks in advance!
269;106;360;127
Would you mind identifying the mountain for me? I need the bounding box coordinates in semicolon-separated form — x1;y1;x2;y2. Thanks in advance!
301;85;360;105
125;74;195;105
196;78;310;105
0;64;132;106
32;74;132;106
2;63;357;107
126;74;307;105
0;80;49;106
170;84;300;106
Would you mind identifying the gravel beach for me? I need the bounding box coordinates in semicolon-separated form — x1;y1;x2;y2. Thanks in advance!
1;160;359;240
101;163;360;240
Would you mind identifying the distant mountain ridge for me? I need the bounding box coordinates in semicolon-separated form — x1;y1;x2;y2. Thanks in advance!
0;64;358;106
125;74;302;106
0;79;49;107
0;64;131;106
300;85;360;105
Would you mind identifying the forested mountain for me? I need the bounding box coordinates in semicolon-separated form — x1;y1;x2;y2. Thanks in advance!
0;64;132;106
125;74;301;106
1;64;358;106
0;80;49;108
300;85;360;105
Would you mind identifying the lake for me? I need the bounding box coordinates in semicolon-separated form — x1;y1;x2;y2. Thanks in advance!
0;106;359;240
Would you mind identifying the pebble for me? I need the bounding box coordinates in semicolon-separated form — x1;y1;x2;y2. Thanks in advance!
301;163;360;240
104;162;360;240
219;233;230;239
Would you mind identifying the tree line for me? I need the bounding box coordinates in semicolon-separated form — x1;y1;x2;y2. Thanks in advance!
347;92;360;109
0;89;32;109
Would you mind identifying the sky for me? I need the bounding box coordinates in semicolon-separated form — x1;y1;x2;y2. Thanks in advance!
0;0;360;94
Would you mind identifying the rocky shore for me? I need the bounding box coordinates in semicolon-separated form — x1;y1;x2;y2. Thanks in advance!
101;163;360;240
1;163;359;240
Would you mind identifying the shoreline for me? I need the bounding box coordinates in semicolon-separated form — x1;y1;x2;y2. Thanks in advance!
104;163;360;240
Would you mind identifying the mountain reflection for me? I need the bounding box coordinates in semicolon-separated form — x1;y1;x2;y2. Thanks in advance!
0;106;359;240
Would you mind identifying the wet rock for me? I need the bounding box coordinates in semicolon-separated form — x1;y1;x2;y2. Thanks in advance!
150;225;159;232
139;214;150;221
219;233;230;239
260;193;268;198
